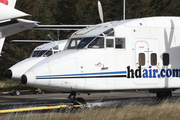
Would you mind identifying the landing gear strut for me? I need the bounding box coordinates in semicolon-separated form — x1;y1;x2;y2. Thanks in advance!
68;92;86;105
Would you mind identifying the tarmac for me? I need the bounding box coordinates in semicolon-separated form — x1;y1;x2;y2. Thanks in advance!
1;89;180;110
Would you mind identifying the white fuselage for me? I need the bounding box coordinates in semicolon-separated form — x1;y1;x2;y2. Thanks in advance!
5;40;67;81
23;17;180;92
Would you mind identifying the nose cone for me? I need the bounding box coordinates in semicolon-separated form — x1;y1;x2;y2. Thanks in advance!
4;69;12;79
5;67;21;81
21;75;27;85
21;71;36;86
6;57;45;81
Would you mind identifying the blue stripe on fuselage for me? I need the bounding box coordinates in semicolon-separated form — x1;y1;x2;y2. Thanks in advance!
36;71;127;79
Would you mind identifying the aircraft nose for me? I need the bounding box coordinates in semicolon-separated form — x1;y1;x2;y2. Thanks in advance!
21;75;27;85
4;69;12;79
21;71;36;86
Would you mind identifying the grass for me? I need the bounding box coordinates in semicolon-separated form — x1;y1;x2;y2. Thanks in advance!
0;79;33;92
1;99;180;120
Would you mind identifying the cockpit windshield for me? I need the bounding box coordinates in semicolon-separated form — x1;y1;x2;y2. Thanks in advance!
65;37;95;49
88;37;104;48
76;37;95;49
66;38;82;49
31;50;47;57
65;28;114;50
43;50;52;57
31;50;53;57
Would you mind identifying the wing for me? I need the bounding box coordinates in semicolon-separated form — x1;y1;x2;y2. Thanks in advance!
0;3;29;21
11;40;52;43
33;25;93;30
0;19;38;39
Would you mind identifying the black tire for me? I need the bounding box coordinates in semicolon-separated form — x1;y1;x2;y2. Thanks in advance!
156;91;172;100
74;97;86;105
14;90;20;96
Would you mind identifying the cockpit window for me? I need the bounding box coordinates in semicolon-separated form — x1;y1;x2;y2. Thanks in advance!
103;28;114;36
37;50;47;57
43;50;52;57
32;51;39;57
65;37;96;49
76;37;95;49
31;50;47;57
66;38;82;49
88;37;104;48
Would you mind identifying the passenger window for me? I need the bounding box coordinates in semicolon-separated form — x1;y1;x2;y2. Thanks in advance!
106;39;114;48
88;37;104;48
163;53;169;66
115;38;125;49
139;53;145;66
151;53;157;66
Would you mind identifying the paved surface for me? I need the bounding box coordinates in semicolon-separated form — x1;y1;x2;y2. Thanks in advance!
1;90;180;110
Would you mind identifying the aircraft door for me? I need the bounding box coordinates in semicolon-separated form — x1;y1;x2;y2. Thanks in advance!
134;39;160;85
135;41;149;68
105;37;116;85
105;36;115;70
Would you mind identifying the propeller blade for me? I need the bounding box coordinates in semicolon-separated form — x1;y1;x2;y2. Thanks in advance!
98;1;104;23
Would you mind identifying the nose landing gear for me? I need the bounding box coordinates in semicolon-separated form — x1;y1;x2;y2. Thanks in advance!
68;92;86;105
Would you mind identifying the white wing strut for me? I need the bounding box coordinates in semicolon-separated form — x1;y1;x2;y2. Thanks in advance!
11;40;52;43
33;25;92;31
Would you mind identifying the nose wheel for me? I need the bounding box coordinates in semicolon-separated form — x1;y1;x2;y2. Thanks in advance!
68;92;86;105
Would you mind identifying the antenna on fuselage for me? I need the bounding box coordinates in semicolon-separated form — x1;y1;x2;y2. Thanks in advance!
47;30;61;42
57;30;60;41
47;33;54;42
98;1;104;23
